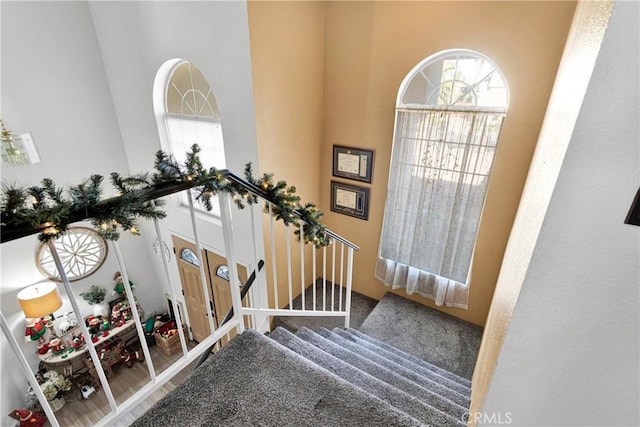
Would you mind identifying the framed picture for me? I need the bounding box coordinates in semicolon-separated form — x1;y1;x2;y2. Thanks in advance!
330;181;370;220
332;145;374;183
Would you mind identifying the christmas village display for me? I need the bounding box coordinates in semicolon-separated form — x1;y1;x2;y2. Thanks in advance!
15;272;157;420
24;275;131;358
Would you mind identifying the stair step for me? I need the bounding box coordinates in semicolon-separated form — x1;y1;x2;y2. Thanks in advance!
319;328;470;406
133;329;422;427
270;327;464;426
296;327;469;421
346;328;472;388
334;328;471;396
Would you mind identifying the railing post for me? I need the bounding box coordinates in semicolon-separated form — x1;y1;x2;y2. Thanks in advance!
300;224;305;311
218;191;245;335
47;241;118;413
268;203;278;310
331;242;336;311
286;225;293;309
153;218;189;356
111;241;156;381
186;190;217;337
345;247;354;329
0;312;61;427
249;201;268;332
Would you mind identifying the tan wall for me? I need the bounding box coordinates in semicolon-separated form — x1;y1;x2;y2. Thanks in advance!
320;1;577;326
248;1;577;326
248;1;325;308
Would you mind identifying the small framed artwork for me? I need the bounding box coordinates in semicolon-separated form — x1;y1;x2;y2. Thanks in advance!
330;181;370;220
332;145;374;183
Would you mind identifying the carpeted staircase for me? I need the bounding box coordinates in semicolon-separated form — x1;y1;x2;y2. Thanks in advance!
133;293;480;426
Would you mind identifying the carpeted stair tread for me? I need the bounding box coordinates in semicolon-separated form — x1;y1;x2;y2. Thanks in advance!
346;328;472;388
319;328;470;407
296;327;469;421
335;328;471;396
132;329;422;427
269;327;464;427
359;292;482;379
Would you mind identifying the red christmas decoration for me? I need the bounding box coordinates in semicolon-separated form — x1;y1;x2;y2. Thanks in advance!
8;409;46;427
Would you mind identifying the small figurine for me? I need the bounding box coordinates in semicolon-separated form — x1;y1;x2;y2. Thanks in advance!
86;316;102;335
24;318;51;355
112;271;134;296
71;333;85;350
110;302;122;324
49;338;64;354
24;318;47;343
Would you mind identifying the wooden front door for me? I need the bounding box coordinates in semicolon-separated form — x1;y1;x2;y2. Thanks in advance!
172;235;214;343
205;251;247;345
172;235;248;344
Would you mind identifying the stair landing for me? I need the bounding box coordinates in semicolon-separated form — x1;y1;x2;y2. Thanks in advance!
360;292;483;379
273;280;378;332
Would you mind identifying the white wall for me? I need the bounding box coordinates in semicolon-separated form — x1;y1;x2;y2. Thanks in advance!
1;0;260;418
0;1;152;417
482;2;639;425
88;1;263;314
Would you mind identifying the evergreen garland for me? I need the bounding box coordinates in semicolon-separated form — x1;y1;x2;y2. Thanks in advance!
0;144;330;246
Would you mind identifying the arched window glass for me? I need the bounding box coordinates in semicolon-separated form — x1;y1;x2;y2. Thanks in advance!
180;248;200;268
215;265;229;281
376;50;508;309
154;60;226;216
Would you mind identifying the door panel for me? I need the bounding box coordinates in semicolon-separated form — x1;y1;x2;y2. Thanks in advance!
172;235;247;345
172;235;214;343
205;251;247;345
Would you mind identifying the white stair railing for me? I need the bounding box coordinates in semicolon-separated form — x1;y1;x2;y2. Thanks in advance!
219;172;359;330
0;168;358;427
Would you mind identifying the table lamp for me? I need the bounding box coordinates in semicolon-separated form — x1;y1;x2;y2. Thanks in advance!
17;283;63;350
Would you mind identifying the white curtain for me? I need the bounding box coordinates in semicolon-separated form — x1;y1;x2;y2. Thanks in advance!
376;109;504;308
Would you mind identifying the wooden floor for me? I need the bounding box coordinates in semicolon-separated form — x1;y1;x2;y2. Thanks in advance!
48;342;198;427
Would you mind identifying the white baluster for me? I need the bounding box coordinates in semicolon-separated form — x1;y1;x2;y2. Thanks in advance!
300;223;305;311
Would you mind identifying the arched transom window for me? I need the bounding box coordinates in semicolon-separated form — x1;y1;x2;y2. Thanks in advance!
154;60;226;216
376;49;508;309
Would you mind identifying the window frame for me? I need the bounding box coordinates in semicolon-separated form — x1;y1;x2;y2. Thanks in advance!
376;49;509;308
153;59;227;219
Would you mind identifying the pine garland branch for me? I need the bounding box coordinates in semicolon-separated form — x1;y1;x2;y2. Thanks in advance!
1;144;332;247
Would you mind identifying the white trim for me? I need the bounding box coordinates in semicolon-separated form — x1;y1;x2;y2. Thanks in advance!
396;48;510;108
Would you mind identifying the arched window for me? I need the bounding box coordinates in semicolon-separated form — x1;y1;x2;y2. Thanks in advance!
375;49;508;309
215;265;230;281
180;248;201;268
154;60;226;216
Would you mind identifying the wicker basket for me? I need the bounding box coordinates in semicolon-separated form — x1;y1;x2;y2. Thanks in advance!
154;321;186;356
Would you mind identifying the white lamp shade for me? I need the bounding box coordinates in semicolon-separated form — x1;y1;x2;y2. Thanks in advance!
17;282;63;318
